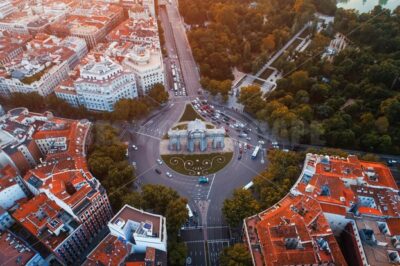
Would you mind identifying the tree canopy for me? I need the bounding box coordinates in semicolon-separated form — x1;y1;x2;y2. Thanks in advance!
219;243;253;266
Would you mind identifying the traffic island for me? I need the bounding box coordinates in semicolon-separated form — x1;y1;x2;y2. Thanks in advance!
160;116;234;176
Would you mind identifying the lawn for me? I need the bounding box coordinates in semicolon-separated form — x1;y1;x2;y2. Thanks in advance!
259;68;274;80
253;79;265;86
286;38;303;53
299;27;311;39
179;104;205;122
162;152;233;176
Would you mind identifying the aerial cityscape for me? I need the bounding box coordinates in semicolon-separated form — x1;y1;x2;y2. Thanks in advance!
0;0;399;265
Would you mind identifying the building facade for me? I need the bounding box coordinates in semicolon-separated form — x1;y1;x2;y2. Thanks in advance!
55;57;138;112
83;204;168;265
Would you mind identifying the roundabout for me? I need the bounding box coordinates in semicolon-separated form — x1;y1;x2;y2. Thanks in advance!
161;152;233;176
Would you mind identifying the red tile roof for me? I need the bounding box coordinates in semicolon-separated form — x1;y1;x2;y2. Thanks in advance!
245;154;400;266
253;195;346;266
83;234;131;266
0;231;37;266
12;194;68;250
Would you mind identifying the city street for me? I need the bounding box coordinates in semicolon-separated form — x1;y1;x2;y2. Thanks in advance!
125;99;266;265
124;2;400;266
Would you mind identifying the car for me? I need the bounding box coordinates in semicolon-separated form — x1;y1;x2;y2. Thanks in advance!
271;141;279;149
155;169;161;174
132;145;138;151
166;172;173;178
156;159;163;165
387;159;398;166
246;137;251;141
239;133;248;138
198;176;209;184
238;155;242;160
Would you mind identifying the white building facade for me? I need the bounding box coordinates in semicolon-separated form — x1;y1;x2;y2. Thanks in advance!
56;58;138;112
123;46;164;94
108;205;167;253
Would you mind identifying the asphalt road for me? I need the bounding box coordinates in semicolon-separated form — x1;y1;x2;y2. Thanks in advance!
117;2;270;265
162;0;201;97
121;4;400;266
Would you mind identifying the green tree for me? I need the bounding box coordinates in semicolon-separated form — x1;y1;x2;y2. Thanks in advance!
262;34;276;52
113;99;132;121
222;189;260;227
289;70;310;91
141;184;180;215
165;198;189;234
219;244;252;266
375;116;389;133
238;85;265;115
168;240;187;265
148;83;169;104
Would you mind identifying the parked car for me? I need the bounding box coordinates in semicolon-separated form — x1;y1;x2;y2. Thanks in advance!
387;159;398;166
155;169;161;174
166;172;173;178
132;145;138;151
156;159;163;165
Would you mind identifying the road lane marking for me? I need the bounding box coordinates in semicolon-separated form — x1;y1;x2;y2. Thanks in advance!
206;174;216;199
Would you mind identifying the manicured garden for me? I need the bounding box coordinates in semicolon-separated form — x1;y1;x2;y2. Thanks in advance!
162;152;233;176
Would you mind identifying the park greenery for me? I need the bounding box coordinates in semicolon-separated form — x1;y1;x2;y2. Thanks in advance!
0;83;169;121
219;243;253;266
238;7;400;154
222;149;303;229
179;103;205;122
179;0;336;95
222;189;260;227
87;125;188;265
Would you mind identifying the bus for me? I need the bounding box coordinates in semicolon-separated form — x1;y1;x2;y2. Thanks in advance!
186;204;193;218
243;181;254;190
174;82;178;91
124;141;129;157
251;145;260;160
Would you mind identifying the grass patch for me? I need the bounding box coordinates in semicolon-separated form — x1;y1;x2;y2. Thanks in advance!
253;79;265;86
179;104;205;122
162;152;233;176
259;68;274;80
172;124;188;130
299;28;311;39
286;38;303;53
